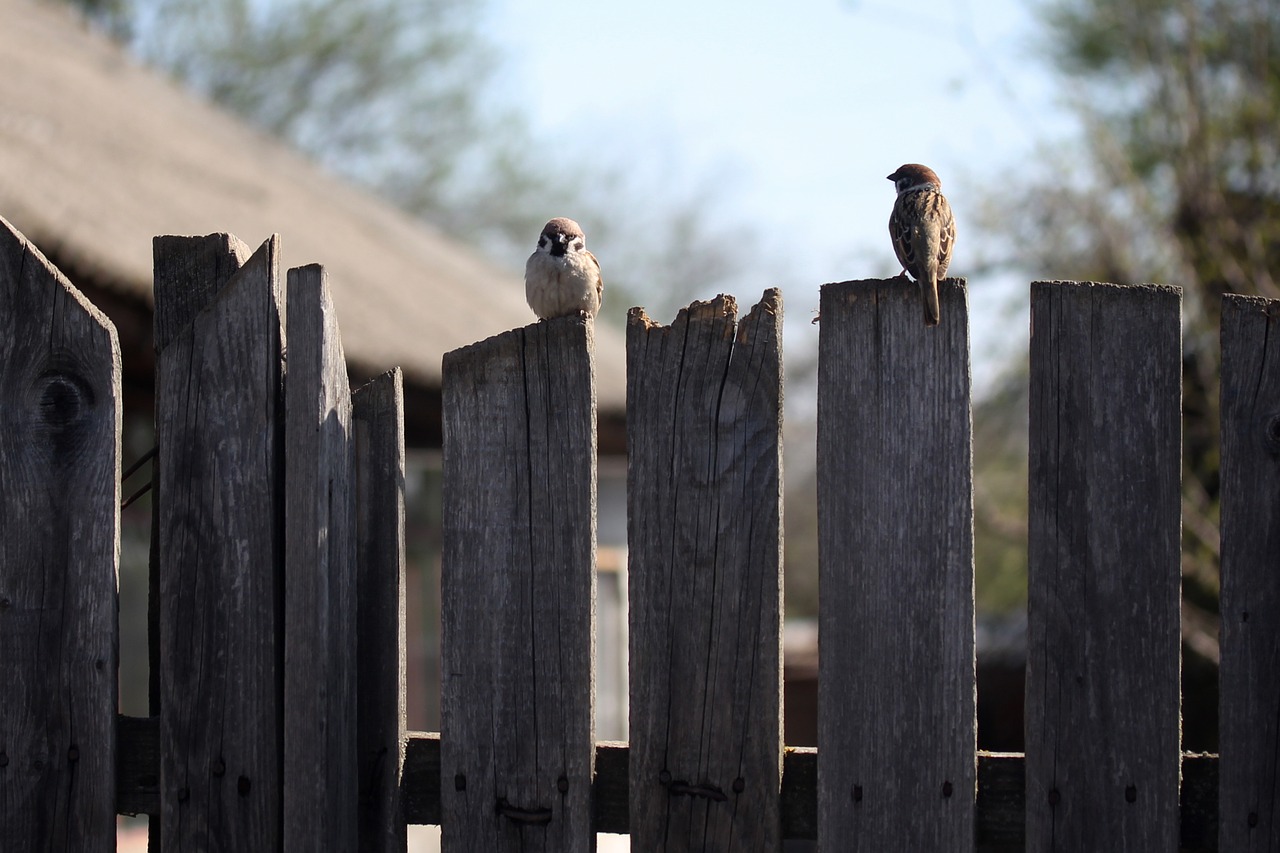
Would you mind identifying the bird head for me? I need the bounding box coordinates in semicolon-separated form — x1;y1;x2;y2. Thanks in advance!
538;217;587;258
887;164;942;195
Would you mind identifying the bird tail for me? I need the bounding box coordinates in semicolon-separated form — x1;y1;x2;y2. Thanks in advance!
917;217;943;326
921;275;940;326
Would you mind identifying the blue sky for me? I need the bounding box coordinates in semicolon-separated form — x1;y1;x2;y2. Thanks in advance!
483;0;1076;383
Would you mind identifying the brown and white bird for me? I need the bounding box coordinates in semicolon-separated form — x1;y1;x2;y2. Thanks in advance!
887;164;956;326
524;217;603;320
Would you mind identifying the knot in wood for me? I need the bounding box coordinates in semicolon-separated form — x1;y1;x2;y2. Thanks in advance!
32;370;97;460
1265;414;1280;453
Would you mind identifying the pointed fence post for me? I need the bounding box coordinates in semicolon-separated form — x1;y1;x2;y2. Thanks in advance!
1024;281;1181;852
353;369;408;853
154;234;286;852
816;277;976;851
1219;294;1280;849
440;315;597;852
283;265;358;851
0;216;121;852
625;291;784;850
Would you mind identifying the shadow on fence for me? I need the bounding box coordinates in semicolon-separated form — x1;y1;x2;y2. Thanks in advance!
3;215;1276;851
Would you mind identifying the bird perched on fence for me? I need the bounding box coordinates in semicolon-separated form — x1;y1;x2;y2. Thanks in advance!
525;217;603;320
887;163;956;326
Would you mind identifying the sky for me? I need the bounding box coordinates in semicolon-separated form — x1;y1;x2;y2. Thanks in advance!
482;0;1077;386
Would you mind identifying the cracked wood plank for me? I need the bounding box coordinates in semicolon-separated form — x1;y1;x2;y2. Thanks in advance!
626;290;784;851
1025;281;1181;852
816;277;975;851
440;315;597;852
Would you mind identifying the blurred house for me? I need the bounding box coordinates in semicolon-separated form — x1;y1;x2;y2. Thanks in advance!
0;0;630;736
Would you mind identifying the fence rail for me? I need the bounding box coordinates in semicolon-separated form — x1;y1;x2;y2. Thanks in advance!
1;215;1274;852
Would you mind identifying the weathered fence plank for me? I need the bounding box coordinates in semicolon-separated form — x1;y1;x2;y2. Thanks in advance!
149;233;253;850
816;277;976;851
284;265;358;851
353;369;408;853
626;291;784;850
440;316;597;852
0;216;120;852
1025;281;1181;852
1219;293;1280;850
155;235;286;851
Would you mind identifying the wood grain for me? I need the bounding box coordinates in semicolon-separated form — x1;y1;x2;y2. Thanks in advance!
1219;293;1280;850
155;235;285;852
353;369;408;853
626;291;784;851
440;315;597;852
816;277;976;851
150;233;253;850
1025;281;1182;852
284;265;358;851
0;215;121;852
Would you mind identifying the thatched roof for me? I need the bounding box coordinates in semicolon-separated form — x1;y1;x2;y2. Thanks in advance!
0;0;628;449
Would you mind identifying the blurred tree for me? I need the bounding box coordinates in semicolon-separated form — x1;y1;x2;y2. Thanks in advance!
64;0;760;329
978;0;1279;661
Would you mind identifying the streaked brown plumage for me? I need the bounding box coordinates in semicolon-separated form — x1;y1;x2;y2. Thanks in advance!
524;217;603;320
887;164;956;326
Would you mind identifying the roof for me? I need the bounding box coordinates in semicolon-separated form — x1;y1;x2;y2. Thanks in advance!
0;0;629;423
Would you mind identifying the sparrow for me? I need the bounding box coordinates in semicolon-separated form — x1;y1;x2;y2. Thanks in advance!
887;164;956;326
524;217;603;320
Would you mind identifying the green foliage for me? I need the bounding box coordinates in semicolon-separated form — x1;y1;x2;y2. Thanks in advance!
980;0;1280;653
972;365;1030;614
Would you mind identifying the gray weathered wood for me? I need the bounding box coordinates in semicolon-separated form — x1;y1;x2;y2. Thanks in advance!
440;315;597;852
0;216;120;852
150;233;253;851
1219;293;1280;850
1025;281;1182;852
154;234;255;351
353;368;408;853
284;265;358;851
626;291;784;850
816;277;975;851
155;234;285;852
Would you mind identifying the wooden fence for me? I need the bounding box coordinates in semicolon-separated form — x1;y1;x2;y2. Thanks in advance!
1;214;1277;851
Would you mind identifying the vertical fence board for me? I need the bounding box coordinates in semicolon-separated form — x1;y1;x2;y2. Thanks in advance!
353;369;407;853
151;233;253;849
816;278;975;851
1220;294;1280;849
626;291;784;850
156;235;285;852
440;316;597;852
1025;281;1181;852
284;265;357;851
0;217;120;851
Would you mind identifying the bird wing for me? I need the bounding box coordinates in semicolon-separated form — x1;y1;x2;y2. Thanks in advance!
936;202;956;278
888;200;917;274
588;250;603;308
